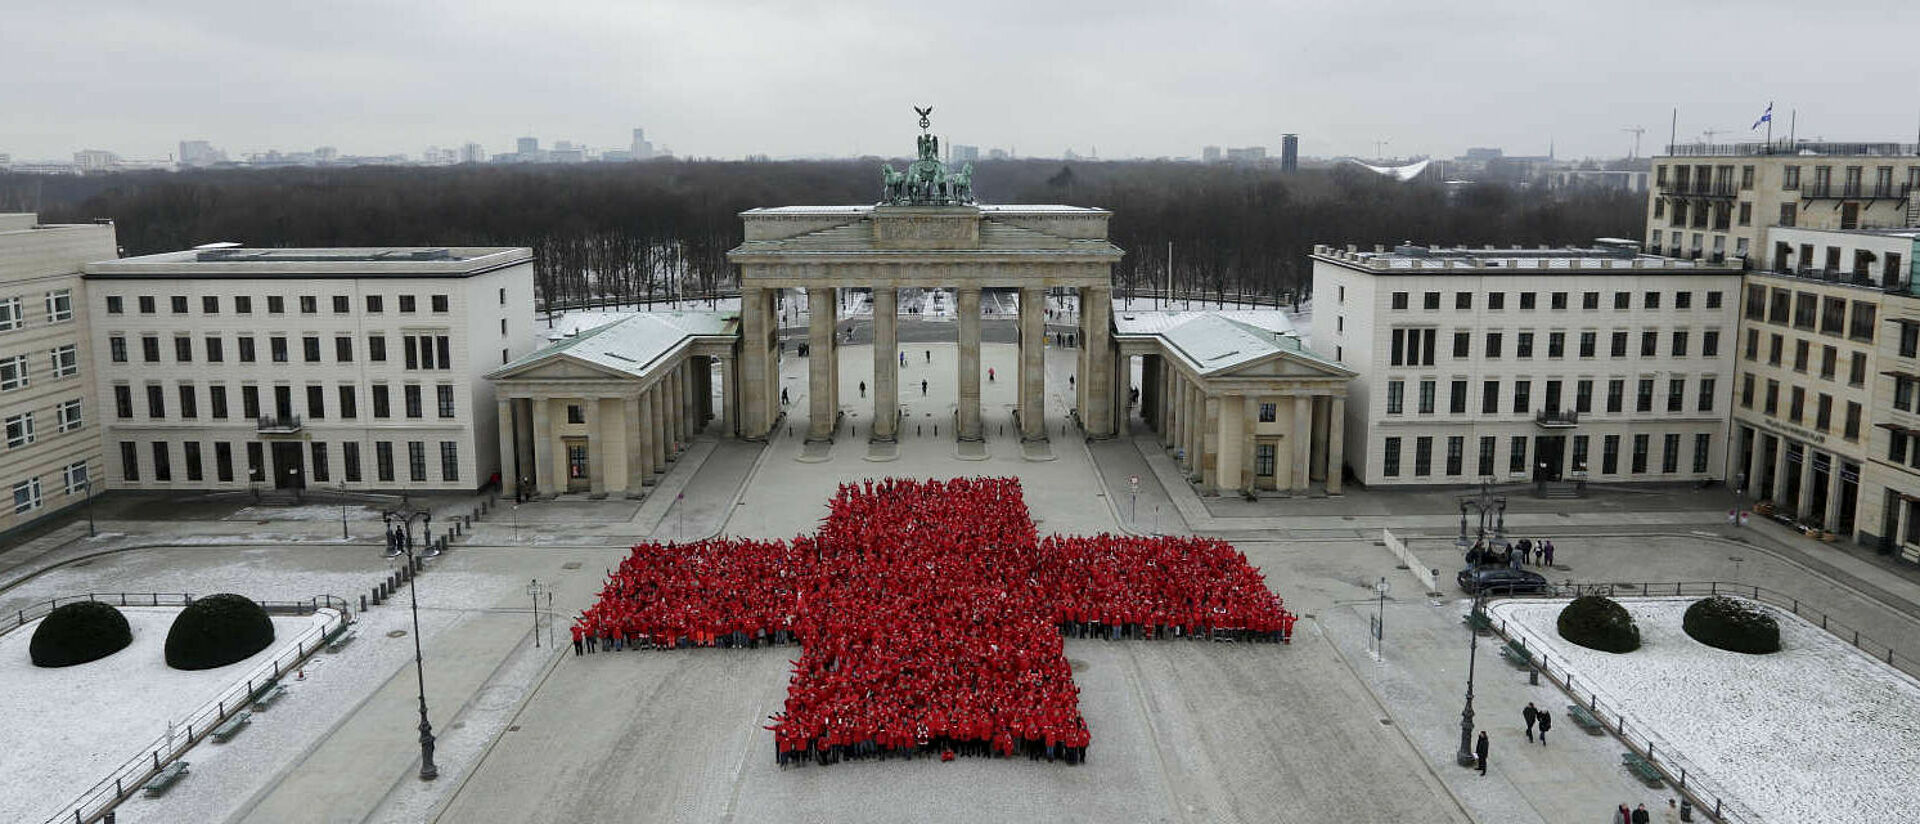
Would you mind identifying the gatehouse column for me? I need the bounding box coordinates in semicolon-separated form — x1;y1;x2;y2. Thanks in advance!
808;286;837;442
957;286;982;441
625;395;646;496
637;388;657;480
651;382;668;468
1187;385;1205;476
676;362;692;441
1175;378;1191;465
1291;393;1313;493
873;288;899;442
738;286;773;438
530;397;553;497
1310;395;1330;481
584;397;606;497
1327;396;1346;494
717;354;737;438
1218;395;1244;493
1082;286;1114;437
496;397;517;499
1019;286;1047;441
1161;366;1175;446
1202;394;1220;492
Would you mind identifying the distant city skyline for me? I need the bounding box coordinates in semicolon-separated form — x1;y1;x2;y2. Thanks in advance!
2;1;1915;163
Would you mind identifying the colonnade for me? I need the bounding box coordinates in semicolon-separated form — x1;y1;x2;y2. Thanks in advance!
497;354;718;499
1741;425;1855;532
1148;356;1345;496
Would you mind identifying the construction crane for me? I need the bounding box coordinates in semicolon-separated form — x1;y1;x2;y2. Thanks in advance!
1700;128;1729;145
1622;126;1646;159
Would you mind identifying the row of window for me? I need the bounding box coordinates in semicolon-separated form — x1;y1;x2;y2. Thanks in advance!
1653;199;1753;231
0;290;75;331
112;382;458;421
1382;433;1712;478
1742;328;1871;386
105;293;450;316
4;399;86;448
1385;376;1718;416
10;461;89;515
118;439;459;485
0;344;81;390
1738;374;1865;441
1389;289;1723;313
107;333;453;370
1388;328;1721;366
1742;285;1878;342
1654;162;1920;193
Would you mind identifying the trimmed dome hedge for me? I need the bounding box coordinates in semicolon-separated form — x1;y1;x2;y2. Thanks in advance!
164;593;275;670
1556;595;1641;653
30;600;133;668
1683;596;1781;654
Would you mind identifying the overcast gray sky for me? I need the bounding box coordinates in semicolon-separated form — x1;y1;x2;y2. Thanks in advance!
4;0;1916;162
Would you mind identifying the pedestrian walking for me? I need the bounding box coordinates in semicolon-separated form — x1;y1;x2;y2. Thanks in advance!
1523;702;1538;742
921;379;928;396
781;387;790;406
1616;804;1632;824
571;624;584;656
1509;549;1523;571
1474;731;1489;775
988;368;995;382
1536;708;1551;744
859;381;867;399
1660;799;1681;824
925;350;931;364
1632;803;1651;824
1543;539;1556;566
900;351;907;367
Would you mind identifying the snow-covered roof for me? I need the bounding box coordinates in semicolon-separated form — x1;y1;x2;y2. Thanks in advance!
491;311;735;380
1112;308;1347;376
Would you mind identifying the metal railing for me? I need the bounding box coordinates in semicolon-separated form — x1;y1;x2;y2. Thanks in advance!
1477;580;1920;824
11;594;351;824
1534;408;1579;426
1664;142;1920;157
255;414;302;433
1657;180;1738;197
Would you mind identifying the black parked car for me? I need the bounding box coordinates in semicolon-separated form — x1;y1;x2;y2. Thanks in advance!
1457;567;1550;595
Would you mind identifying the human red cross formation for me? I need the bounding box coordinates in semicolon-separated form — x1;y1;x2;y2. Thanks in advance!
572;476;1295;766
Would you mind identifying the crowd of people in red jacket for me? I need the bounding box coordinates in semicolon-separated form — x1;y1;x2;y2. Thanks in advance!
572;476;1295;766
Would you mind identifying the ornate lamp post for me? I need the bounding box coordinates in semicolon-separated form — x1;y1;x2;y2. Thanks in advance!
1455;586;1489;766
1456;480;1510;556
381;506;439;780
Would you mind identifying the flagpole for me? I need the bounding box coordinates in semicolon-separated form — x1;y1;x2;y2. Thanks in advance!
1790;110;1797;150
1669;108;1678;154
1765;100;1774;149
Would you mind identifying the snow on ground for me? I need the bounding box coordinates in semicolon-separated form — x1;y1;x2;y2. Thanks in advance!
0;609;330;824
1489;597;1920;823
224;504;383;523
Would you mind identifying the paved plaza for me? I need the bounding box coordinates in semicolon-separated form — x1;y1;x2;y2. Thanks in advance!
3;340;1920;823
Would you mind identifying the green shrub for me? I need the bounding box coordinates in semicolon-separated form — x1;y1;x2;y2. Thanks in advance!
164;593;275;670
1683;596;1780;654
30;600;133;668
1556;595;1641;653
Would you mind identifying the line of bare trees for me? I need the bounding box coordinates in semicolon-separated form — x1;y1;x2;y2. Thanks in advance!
4;159;1641;307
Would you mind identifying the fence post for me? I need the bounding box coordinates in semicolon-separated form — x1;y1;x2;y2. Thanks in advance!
1710;582;1717;594
1822;615;1828;630
116;777;124;798
1679;767;1686;787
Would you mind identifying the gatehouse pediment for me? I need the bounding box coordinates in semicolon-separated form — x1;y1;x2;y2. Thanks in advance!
493;354;638;383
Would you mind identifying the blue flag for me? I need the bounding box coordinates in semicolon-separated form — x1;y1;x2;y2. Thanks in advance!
1752;103;1773;130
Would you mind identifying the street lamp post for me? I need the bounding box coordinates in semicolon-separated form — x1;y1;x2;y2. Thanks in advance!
337;484;349;540
381;506;439;780
81;478;95;537
1456;587;1487;766
526;579;544;648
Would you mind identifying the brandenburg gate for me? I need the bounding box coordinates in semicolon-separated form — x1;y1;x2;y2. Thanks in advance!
726;112;1125;445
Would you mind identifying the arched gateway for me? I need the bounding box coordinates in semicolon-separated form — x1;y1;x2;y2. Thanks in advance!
489;113;1352;499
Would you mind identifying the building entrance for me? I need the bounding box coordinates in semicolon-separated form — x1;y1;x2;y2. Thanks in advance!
1534;435;1566;482
271;442;305;489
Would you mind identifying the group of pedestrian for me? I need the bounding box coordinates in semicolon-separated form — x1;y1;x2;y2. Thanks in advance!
1521;701;1552;744
1617;800;1684;823
1464;536;1556;569
569;476;1295;767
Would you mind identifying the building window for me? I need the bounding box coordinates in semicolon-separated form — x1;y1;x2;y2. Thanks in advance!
56;399;82;432
1254;444;1276;477
1667;378;1686;412
1793;293;1818;330
45;289;74;323
234;295;252;314
310;443;329;483
1571;436;1590;474
1516;332;1534;358
1547;332;1565;358
1582;292;1600;310
1816;393;1833;431
1793;339;1809;373
1641;331;1658;358
1693;434;1711;473
1764;379;1779;415
342;442;361;483
376;441;395;482
1789;386;1805;422
246;442;264;482
404;385;423;418
440;441;459;481
408;441;427;482
1482;380;1500;414
1850;352;1867;386
437;385;456;418
499;287;507;306
137;295;155;314
303;336;321;363
366;295;384;313
1509;436;1528;474
238;336;256;363
178;385;197;419
1453;332;1470;359
174;336;193;363
1602;435;1620;474
1631;434;1650;474
1487;292;1505;310
1821;297;1847;335
1455;292;1472;310
1575;379;1593;413
104;295;123;315
215;442;233;483
1390;292;1408;310
1850;303;1878;342
62;461;88;495
11;478;42;514
1671;331;1689;358
1444;436;1464;476
1613;292;1631;310
1610;331;1628;358
0;354;28;391
399;295;418;314
169;295;188;314
1512;380;1530;414
336;336;353;362
120;441;139;482
1485;332;1502;358
141;336;160;363
1519;292;1537;310
4;412;35;448
109;336;127;363
1423;292;1440;310
146;384;165;418
151;442;171;482
1702;330;1719;358
332;295;349;313
1636;378;1654;412
372;385;390;418
1477;437;1496;477
1770;288;1792;324
1578;331;1596;358
205;336;224;363
1448;380;1468;414
1258;403;1276;423
114;385;133;418
369;335;387;362
1661;433;1681;474
1698;377;1715;412
209;385;227;419
1413;437;1433;477
267;295;285;314
1767;334;1783;366
307;385;326;419
339;386;358;419
183;442;203;482
1846;402;1862;441
1383;438;1401;477
1417;379;1436;414
1550;292;1568;311
270;336;288;363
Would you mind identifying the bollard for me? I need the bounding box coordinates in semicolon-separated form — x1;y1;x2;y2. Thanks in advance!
1528;667;1538;686
361;594;368;612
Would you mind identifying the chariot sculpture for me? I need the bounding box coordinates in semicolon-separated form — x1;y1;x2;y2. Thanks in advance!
880;106;975;206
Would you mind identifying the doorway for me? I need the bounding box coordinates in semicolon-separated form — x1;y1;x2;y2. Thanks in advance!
565;439;590;492
271;442;305;489
1533;435;1566;481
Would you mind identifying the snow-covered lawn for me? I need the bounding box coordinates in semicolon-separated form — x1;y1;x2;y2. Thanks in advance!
224;503;383;522
0;608;331;824
1488;597;1920;823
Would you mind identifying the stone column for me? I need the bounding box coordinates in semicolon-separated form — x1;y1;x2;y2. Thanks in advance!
1218;395;1244;493
584;397;606;497
530;397;553;497
1827;456;1846;532
676;362;692;442
1292;393;1313;493
496;397;517;499
625;395;646;497
1160;364;1176;446
808;286;837;442
1202;394;1220;492
651;382;668;468
1771;436;1790;504
1797;446;1818;519
1081;286;1114;437
738;286;772;438
1743;427;1764;496
1019;286;1047;441
637;388;656;481
717;354;737;438
1310;396;1331;481
1326;396;1346;494
956;286;982;441
1187;386;1205;477
1175;378;1192;465
873;287;899;442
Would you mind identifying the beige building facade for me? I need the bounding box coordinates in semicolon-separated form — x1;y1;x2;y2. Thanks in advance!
0;214;115;536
